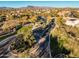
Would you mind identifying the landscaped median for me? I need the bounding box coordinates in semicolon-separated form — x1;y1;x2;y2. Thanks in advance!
0;24;23;41
0;30;17;41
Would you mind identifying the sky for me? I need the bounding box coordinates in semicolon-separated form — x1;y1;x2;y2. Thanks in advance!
0;1;79;8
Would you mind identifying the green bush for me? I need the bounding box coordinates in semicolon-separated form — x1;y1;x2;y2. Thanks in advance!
11;25;36;52
0;16;6;22
15;24;22;30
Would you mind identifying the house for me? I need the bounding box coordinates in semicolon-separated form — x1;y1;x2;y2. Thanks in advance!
58;10;70;17
65;18;79;27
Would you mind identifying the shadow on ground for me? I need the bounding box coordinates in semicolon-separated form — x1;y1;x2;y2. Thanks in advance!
50;35;71;58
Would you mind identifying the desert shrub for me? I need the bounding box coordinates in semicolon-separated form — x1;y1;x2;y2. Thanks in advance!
0;16;6;22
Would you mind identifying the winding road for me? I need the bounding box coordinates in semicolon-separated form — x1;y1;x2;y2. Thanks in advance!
29;18;55;58
0;23;32;58
0;18;55;58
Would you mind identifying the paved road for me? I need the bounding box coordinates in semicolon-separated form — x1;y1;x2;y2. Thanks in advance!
0;35;17;47
29;19;55;58
0;18;55;58
0;23;33;58
0;35;17;58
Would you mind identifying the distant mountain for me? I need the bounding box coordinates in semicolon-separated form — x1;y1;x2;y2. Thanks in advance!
27;6;35;8
0;7;14;9
19;5;52;9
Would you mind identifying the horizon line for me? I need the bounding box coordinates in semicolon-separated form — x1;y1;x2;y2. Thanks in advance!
1;6;79;8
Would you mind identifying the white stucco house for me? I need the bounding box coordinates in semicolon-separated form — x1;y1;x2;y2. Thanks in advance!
65;18;79;27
